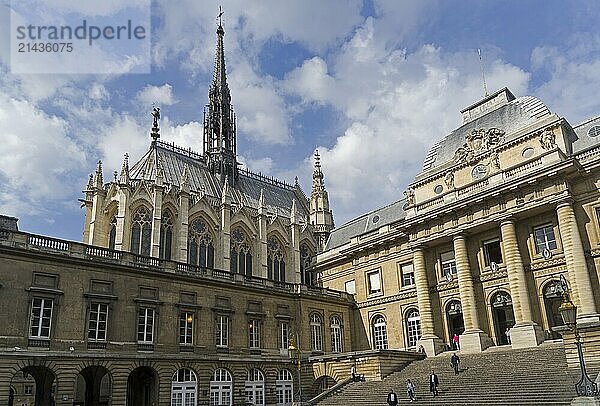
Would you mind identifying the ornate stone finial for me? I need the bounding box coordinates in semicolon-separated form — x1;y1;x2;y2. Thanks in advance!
119;153;130;184
259;188;265;207
294;176;300;187
93;160;104;189
180;164;190;193
444;171;455;190
404;188;415;206
221;175;231;205
291;198;298;224
87;173;94;190
155;156;164;185
151;107;161;142
540;129;556;150
113;171;118;182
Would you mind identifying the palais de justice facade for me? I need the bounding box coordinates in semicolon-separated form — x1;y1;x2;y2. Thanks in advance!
2;15;600;406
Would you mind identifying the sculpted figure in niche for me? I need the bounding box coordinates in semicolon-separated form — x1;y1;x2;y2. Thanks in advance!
444;171;455;189
404;188;415;206
540;129;556;150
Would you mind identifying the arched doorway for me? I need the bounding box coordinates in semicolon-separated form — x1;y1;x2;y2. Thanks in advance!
74;366;111;406
446;300;465;344
543;280;565;339
311;375;336;399
171;368;197;406
126;367;158;406
10;366;55;406
491;291;515;345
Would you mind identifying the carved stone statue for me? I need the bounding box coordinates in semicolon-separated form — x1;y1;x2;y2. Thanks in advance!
540;129;556;150
404;188;415;206
489;149;500;170
444;171;454;189
152;107;161;129
454;127;505;164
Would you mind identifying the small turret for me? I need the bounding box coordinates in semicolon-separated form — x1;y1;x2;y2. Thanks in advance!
309;150;334;252
119;154;130;185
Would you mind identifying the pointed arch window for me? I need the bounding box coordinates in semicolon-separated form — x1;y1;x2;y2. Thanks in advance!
300;243;314;285
108;216;117;250
268;237;286;282
130;207;152;256
231;227;252;276
188;218;215;268
160;210;174;260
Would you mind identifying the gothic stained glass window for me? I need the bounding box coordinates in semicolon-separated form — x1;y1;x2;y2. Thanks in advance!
267;236;286;282
159;210;174;260
230;227;252;276
188;218;215;268
130;207;152;256
108;216;117;250
300;243;314;285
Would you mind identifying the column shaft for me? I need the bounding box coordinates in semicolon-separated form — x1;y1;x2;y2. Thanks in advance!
453;235;480;331
413;248;435;336
557;202;598;318
500;219;532;323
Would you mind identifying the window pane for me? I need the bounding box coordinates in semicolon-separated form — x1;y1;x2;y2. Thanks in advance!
368;272;381;293
484;240;503;265
345;280;356;294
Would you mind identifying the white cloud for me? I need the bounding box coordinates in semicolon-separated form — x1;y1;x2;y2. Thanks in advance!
0;92;87;216
238;155;274;174
136;84;177;106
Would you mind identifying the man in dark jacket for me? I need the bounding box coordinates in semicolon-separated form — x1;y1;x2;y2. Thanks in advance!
429;370;439;396
387;389;399;406
451;353;460;375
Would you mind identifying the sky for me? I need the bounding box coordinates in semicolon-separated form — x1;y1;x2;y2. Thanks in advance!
1;0;600;241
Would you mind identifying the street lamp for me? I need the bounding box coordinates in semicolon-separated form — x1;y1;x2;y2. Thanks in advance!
288;333;303;403
557;275;598;397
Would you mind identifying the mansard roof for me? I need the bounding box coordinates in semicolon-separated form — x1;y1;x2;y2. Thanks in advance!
129;141;309;218
421;90;553;173
325;198;406;250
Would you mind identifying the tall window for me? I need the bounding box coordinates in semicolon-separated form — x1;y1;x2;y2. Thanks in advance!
400;263;415;287
130;207;152;256
108;216;117;250
268;236;286;282
330;316;343;353
245;369;265;406
159;210;174;260
210;369;232;406
88;302;108;341
248;319;261;349
137;307;154;344
300;243;314;285
279;322;289;350
215;315;229;348
483;239;503;266
276;369;293;406
345;280;356;295
179;312;194;346
533;224;557;253
406;309;422;348
188;218;215;268
30;298;53;339
440;252;457;277
372;315;388;350
310;313;323;351
367;270;382;295
231;227;252;276
171;368;197;406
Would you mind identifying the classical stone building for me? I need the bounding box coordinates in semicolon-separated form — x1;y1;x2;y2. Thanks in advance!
0;21;354;406
316;87;600;358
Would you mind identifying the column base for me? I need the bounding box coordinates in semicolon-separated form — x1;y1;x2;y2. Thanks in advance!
459;329;494;353
510;322;544;349
417;335;445;357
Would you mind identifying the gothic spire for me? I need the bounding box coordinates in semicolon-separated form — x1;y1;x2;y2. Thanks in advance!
309;150;334;252
204;7;238;187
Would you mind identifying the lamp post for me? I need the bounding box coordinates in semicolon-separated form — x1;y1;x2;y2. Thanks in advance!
288;333;303;404
557;275;598;397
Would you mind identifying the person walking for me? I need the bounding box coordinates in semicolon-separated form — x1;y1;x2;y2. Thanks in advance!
450;352;460;375
505;327;512;345
407;379;416;402
452;333;460;350
387;389;399;406
429;370;439;397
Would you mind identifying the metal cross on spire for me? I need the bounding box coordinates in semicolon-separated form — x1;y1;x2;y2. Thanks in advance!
217;6;224;26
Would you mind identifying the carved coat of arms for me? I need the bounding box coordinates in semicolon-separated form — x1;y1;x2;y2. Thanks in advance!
453;128;505;164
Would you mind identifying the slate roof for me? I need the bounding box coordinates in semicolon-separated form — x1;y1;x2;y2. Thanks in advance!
572;116;600;154
422;96;552;172
129;141;309;217
325;199;406;250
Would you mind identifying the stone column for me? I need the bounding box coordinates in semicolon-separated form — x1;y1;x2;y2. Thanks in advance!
150;184;164;258
114;187;130;252
500;218;544;348
413;247;444;355
453;234;492;352
556;201;600;323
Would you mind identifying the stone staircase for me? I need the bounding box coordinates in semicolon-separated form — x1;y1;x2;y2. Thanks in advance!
315;342;577;405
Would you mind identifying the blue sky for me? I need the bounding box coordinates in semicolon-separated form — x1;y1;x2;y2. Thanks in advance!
1;0;600;241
